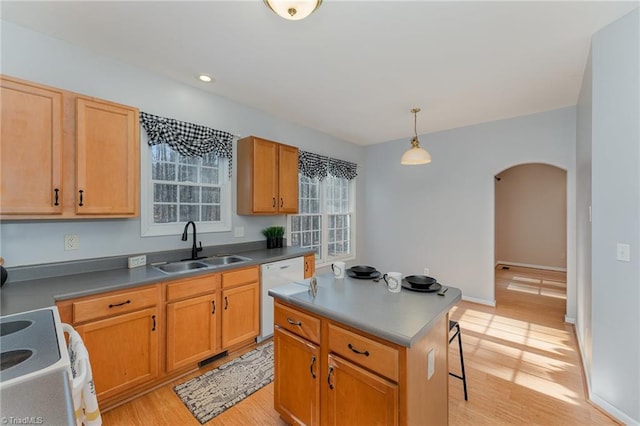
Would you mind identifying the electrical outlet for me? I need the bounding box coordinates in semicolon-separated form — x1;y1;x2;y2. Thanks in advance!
64;234;79;251
424;268;430;276
128;255;147;269
234;226;245;238
427;348;435;379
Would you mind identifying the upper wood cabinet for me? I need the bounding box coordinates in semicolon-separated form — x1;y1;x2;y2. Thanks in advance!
0;77;64;215
304;254;316;278
237;136;298;215
76;97;139;216
0;75;140;219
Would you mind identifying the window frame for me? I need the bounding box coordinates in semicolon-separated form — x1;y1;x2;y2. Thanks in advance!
287;174;357;268
140;135;232;237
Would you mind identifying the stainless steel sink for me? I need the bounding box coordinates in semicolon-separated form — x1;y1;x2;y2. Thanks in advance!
153;255;252;275
155;260;209;274
201;255;252;267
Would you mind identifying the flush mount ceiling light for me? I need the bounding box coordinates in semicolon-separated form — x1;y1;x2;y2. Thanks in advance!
198;74;214;83
264;0;322;21
400;107;432;166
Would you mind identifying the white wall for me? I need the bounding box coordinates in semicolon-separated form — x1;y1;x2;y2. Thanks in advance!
587;8;640;424
0;20;365;267
495;163;567;270
362;107;576;307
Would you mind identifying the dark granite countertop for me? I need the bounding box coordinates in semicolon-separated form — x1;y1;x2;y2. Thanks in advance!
269;273;461;348
0;246;313;316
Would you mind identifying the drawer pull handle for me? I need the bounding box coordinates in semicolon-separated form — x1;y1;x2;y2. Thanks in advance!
109;300;131;308
348;343;370;357
310;355;316;379
287;318;302;326
78;190;84;206
327;366;334;389
224;296;229;310
212;300;216;314
305;261;309;272
280;198;284;208
152;315;156;331
54;188;60;206
272;197;276;208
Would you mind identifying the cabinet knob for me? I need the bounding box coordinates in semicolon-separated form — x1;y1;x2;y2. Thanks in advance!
280;198;284;208
272;197;276;208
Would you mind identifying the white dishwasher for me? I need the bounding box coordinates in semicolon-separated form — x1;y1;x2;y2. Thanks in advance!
259;256;304;341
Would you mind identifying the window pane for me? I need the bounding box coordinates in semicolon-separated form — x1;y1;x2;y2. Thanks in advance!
178;165;198;183
179;205;199;222
202;205;221;221
179;186;200;203
154;184;177;202
201;153;219;167
152;162;176;181
202;187;220;204
154;204;177;223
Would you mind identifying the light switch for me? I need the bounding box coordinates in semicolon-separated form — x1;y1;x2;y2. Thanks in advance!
617;243;631;262
234;227;245;238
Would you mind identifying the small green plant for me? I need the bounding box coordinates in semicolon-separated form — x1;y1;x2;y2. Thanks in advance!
262;226;285;248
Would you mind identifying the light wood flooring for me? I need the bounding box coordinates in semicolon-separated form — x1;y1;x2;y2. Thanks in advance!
103;266;619;425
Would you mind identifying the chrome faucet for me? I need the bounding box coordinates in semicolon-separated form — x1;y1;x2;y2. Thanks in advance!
181;221;203;260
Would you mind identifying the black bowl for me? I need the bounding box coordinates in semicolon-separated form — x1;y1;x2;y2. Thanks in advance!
349;265;377;276
404;275;437;289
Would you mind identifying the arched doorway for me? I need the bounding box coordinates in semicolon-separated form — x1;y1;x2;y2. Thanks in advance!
494;163;568;318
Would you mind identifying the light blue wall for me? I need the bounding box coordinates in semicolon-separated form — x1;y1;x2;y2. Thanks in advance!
362;107;576;306
589;8;640;424
0;20;365;267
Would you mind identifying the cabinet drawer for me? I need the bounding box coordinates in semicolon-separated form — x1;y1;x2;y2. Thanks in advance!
166;273;220;302
73;286;158;323
275;302;321;345
222;266;258;288
328;323;399;382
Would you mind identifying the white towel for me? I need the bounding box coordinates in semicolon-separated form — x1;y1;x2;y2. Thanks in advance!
62;323;102;426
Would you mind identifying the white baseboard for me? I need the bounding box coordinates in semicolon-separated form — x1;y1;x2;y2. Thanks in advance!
590;394;639;426
564;315;576;324
495;260;567;272
461;295;496;307
573;323;637;425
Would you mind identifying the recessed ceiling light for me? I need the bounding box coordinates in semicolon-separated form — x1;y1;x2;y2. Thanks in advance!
198;74;214;83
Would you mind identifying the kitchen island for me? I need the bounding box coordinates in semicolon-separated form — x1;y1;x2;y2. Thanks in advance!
269;273;461;426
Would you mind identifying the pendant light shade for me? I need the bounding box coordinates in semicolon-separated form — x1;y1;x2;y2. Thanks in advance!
264;0;322;21
401;108;432;165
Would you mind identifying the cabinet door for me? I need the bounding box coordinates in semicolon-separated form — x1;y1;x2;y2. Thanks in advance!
76;97;139;216
76;307;159;402
277;144;298;213
304;254;315;279
166;293;219;371
0;77;63;215
274;327;320;426
221;282;259;347
325;354;398;426
252;138;278;213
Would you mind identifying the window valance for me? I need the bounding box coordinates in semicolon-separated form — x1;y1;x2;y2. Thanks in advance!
299;150;358;180
140;111;234;175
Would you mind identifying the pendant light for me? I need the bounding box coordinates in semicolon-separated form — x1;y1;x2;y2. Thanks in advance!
400;107;432;165
264;0;322;21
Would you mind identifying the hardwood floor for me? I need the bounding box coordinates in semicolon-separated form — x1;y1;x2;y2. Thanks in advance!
102;266;619;425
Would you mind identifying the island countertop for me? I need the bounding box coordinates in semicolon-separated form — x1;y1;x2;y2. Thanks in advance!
268;273;461;347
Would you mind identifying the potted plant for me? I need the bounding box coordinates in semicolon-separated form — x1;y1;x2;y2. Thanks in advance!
262;226;285;249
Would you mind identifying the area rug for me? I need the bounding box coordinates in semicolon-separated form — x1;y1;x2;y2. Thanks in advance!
174;341;274;424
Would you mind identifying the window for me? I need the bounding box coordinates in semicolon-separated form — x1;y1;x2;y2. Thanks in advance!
288;174;355;265
141;142;231;236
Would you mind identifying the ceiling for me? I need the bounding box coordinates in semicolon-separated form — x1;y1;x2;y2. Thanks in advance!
1;1;637;145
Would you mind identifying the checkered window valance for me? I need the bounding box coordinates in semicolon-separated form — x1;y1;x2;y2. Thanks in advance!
140;112;234;175
299;150;358;180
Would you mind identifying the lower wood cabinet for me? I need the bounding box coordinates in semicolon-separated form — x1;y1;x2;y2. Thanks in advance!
274;327;320;426
221;281;259;348
75;306;159;401
325;354;398;426
166;292;219;371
